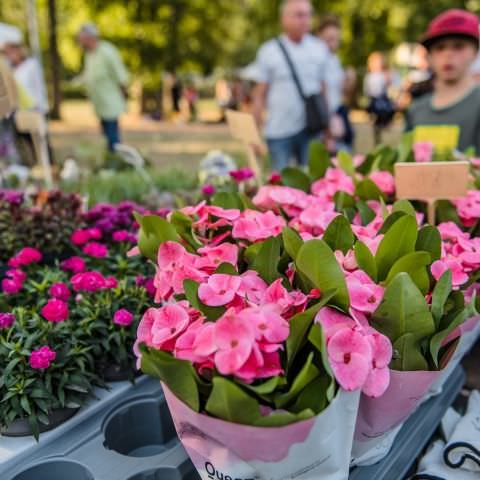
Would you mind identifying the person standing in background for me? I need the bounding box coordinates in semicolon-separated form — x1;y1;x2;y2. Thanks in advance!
171;72;183;114
76;23;129;152
251;0;328;170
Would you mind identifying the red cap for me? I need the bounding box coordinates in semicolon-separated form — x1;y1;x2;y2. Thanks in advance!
421;9;479;48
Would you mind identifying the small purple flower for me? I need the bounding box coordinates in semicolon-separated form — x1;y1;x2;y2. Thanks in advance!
0;313;15;329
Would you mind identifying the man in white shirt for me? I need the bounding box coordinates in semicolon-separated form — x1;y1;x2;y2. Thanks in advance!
251;0;328;170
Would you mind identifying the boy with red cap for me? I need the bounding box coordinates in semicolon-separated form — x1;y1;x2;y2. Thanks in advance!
406;9;480;153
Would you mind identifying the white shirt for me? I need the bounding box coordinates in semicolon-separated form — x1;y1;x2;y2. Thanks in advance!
251;33;328;139
14;57;49;114
324;52;345;113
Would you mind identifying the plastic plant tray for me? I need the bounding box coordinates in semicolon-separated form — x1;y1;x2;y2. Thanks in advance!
1;376;200;480
349;365;466;480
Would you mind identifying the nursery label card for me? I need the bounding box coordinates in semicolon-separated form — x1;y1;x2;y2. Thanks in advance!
413;125;460;152
226;110;263;146
395;161;469;201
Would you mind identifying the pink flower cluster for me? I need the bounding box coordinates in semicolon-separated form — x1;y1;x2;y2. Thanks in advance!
138;273;310;382
316;307;392;397
431;222;480;287
2;269;26;295
61;256;86;274
71;228;102;246
41;298;69;323
29;346;56;370
0;312;15;329
413;141;434;163
8;247;42;268
71;271;117;292
453;190;480;228
113;308;134;327
230;167;254;183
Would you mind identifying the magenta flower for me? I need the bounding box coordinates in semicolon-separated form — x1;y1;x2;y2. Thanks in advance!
29;346;56;369
369;171;395;195
112;230;136;243
213;309;256;375
82;242;108;258
0;313;15;329
201;184;216;196
8;247;42;267
1;278;22;295
61;256;86;274
49;282;71;301
198;274;242;307
268;171;282;184
104;276;118;289
41;299;69;323
113;308;134;327
86;228;102;240
454;191;480;228
71;271;106;292
71;229;91;246
5;269;26;283
413;141;434;163
229;167;254;183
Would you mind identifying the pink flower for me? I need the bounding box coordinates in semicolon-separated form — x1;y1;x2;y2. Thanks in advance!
230;167;254;182
232;210;286;242
49;282;71;301
82;242;108;258
369;171;395;195
112;230;136;243
198;274;242;306
201;184;216;196
238;270;268;304
113;308;134;327
213;309;256;375
431;259;469;287
268;171;282;184
0;313;15;329
196;243;239;271
346;270;384;313
298;207;338;236
71;271;106;292
41;299;69;323
311;168;355;200
104;276;118;289
175;320;212;363
29;346;56;369
238;304;289;344
5;269;26;283
316;307;356;339
454;191;480;227
1;278;22;295
71;229;91;246
362;332;392;397
8;247;42;267
327;328;372;391
413;141;434;163
150;304;190;347
87;228;102;240
61;256;86;274
437;222;468;242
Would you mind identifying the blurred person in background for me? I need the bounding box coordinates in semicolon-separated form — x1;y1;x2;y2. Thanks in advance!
76;23;129;152
250;0;328;170
317;14;354;153
364;52;397;144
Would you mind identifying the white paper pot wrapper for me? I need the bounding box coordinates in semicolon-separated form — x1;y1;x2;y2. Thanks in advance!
162;383;360;480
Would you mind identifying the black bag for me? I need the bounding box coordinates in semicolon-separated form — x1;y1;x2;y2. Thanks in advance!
276;38;329;134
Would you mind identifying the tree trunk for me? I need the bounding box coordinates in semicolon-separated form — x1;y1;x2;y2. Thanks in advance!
47;0;61;119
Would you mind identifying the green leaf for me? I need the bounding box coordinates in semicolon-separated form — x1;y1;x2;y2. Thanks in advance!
3;357;21;377
211;192;244;210
431;270;453;329
140;346;199;412
206;377;260;424
254;408;315;427
337;150;355;175
296;240;350;311
215;262;238;275
20;395;32;415
391;333;429;371
274;352;319;408
372;273;435;344
357;200;376;226
240;376;286;396
281;167;311;192
169;211;202;250
322;215;355;255
355;179;385;201
251;236;282;284
385;251;431;286
308;140;330;179
282;227;303;261
392;199;416;216
134;213;180;261
289;376;330;414
397;131;414;163
375;214;418;280
436;200;461;224
416;226;442;262
243;242;262;264
378;211;406;234
183;279;225;321
354;241;378;282
286;289;337;369
334;191;356;211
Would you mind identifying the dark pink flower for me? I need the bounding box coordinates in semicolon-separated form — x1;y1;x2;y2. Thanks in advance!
61;256;86;274
1;278;22;295
230;167;255;183
268;171;282;184
104;276;118;289
29;346;56;369
71;229;91;245
0;313;15;329
112;230;136;242
87;228;102;240
49;282;71;301
71;271;106;292
5;269;26;283
8;247;42;267
202;184;216;196
113;308;134;327
82;242;108;258
41;299;69;323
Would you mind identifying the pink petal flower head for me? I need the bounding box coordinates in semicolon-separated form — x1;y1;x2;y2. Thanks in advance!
157;241;187;270
71;271;106;292
196;243;239;270
327;327;372;391
29;346;56;370
369;171;395;195
362;365;390;397
1;278;22;295
41;299;69;323
82;242;108;258
413;141;434;163
87;228;102;240
198;274;242;307
437;221;468;242
311;167;355;200
150;304;190;347
315;307;356;339
71;229;91;246
346;272;384;313
104;276;118;289
229;167;254;183
201;184;216;196
454;190;480;227
232;210;286;242
61;256;86;274
5;269;27;283
335;250;358;272
175;320;212;363
49;282;71;301
213;308;256;375
113;308;134;327
238;270;268;304
431;259;469;287
0;312;15;329
298;207;338;235
238;304;289;344
268;171;282;184
112;230;135;243
8;247;43;267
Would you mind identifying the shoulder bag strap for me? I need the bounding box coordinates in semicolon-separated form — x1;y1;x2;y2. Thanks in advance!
276;38;306;101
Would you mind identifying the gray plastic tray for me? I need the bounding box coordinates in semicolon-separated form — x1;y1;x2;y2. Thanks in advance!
349;365;466;480
1;377;200;480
